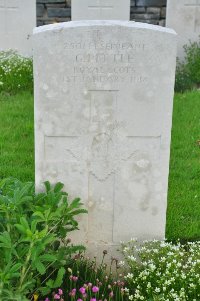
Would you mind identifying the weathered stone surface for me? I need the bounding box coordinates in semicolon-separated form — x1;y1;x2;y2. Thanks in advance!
161;7;166;18
136;0;166;7
47;7;71;17
147;7;161;14
131;0;136;5
132;13;160;20
43;18;70;24
33;21;177;256
37;20;44;26
131;7;145;13
46;3;66;7
159;19;165;27
37;0;65;3
166;0;200;59
0;0;36;56
133;19;159;25
72;0;130;20
37;4;45;17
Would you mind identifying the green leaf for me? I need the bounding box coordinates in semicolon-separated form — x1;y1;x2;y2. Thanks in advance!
39;286;51;296
20;217;30;230
0;232;12;249
15;224;26;234
53;267;65;288
31;220;38;233
32;211;45;221
40;254;57;262
35;260;46;275
9;263;22;273
44;181;51;193
54;182;64;193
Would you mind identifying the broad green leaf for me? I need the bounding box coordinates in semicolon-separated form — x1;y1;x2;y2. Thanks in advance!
15;224;27;234
53;267;65;288
44;181;51;193
53;182;64;193
35;260;46;275
9;263;22;273
0;232;12;249
20;217;30;230
40;254;57;262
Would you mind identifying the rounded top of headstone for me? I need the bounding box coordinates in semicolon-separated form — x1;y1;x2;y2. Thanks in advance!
33;20;177;36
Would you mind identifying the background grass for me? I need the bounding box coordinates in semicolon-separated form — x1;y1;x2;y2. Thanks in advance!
0;90;199;240
0;92;34;181
166;90;200;241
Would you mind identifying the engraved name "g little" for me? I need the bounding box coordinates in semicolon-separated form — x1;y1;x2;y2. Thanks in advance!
75;53;135;63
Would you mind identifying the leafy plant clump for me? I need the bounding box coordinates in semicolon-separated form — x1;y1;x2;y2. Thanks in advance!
0;178;87;300
0;51;33;95
175;39;200;92
121;239;200;301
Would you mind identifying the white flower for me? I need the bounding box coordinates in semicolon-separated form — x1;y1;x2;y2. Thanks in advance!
189;283;196;288
155;287;160;293
126;273;134;279
119;261;125;266
128;255;137;261
148;263;156;271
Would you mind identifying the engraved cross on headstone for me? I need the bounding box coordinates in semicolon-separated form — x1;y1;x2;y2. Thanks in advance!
44;90;160;243
185;0;200;32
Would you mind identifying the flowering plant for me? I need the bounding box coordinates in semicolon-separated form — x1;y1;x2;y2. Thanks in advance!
0;50;33;95
43;252;128;301
121;239;200;301
0;178;86;300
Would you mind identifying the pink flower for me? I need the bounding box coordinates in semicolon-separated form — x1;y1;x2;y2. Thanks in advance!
88;282;92;288
45;299;50;301
90;299;96;301
73;276;78;281
69;288;76;297
77;299;83;301
54;294;60;300
109;291;114;298
58;289;63;295
79;287;86;294
92;286;99;293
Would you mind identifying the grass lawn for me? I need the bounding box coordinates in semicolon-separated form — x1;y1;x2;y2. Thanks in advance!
166;90;200;241
0;91;34;182
0;90;200;241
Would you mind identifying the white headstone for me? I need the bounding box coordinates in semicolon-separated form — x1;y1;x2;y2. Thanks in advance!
0;0;36;56
166;0;200;59
72;0;130;20
34;21;177;256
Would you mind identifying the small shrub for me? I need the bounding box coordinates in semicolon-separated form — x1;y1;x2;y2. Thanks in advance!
184;40;200;85
175;59;193;93
121;239;200;301
0;51;33;95
175;38;200;92
0;178;87;300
